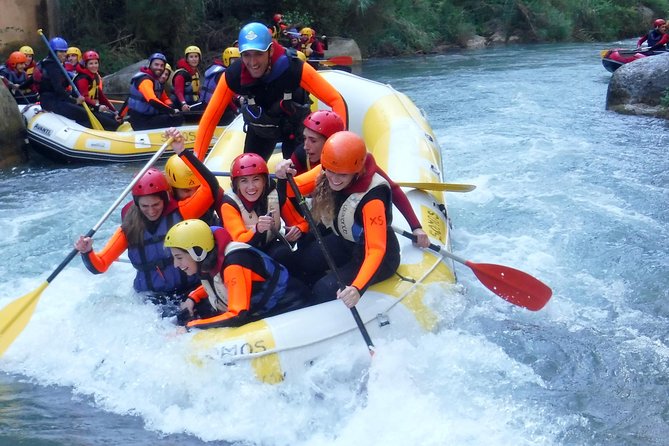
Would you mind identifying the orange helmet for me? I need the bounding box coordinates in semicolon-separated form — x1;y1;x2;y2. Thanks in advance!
321;131;367;174
7;51;27;69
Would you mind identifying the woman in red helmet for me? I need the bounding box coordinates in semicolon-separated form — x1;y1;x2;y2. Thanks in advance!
74;50;121;130
73;128;220;308
637;18;669;50
277;110;430;248
277;131;401;307
220;152;308;264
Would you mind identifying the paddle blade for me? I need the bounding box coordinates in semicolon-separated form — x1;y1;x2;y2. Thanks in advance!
466;261;552;311
0;281;48;356
83;103;104;131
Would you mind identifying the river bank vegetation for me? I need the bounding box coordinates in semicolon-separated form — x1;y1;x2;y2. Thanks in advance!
56;0;669;72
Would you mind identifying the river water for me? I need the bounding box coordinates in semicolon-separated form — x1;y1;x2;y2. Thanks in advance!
1;42;668;445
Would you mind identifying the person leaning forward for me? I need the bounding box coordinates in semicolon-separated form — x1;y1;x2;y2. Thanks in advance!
193;22;348;162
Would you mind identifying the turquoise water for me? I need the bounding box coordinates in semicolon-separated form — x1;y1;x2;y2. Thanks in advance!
1;43;668;445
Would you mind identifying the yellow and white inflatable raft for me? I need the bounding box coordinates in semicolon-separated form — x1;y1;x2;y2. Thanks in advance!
20;105;225;163
193;70;457;383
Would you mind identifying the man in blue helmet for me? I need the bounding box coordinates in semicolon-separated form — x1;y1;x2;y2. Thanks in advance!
126;52;183;130
36;36;90;126
194;22;348;161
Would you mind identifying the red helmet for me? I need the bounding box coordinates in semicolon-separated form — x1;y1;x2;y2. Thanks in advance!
132;168;171;197
273;13;283;23
303;110;345;139
321;131;367;174
7;51;27;69
230;153;269;179
82;50;100;63
654;18;666;27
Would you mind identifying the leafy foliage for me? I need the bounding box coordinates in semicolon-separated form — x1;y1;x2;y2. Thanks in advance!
50;0;669;70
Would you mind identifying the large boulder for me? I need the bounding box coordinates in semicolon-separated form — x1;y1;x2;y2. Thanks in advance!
325;37;362;61
0;87;26;168
606;52;669;117
102;59;147;100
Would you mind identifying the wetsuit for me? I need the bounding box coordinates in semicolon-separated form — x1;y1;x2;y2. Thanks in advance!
80;150;218;298
74;64;120;130
221;177;307;265
287;155;401;302
184;227;311;329
193;41;348;161
170;58;202;111
127;66;183;130
290;152;424;232
36;56;91;125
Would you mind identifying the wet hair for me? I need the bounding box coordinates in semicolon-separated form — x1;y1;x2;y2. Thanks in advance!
310;172;337;227
122;192;169;246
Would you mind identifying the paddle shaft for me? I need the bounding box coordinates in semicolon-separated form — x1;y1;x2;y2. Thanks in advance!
48;137;172;283
211;171;474;193
37;30;85;99
286;175;375;355
392;226;552;311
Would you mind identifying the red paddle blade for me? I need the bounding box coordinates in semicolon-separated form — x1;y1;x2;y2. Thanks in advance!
466;261;552;311
326;56;354;65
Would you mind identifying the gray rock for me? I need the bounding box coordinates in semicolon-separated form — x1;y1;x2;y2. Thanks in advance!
606;52;669;117
325;37;362;61
0;87;26;168
464;35;487;50
102;59;147;100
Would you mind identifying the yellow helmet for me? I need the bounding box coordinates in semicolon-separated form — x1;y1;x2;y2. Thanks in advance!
67;47;81;58
300;27;314;40
164;154;200;189
296;50;307;62
222;46;240;67
164;219;214;261
20;46;34;56
163;63;173;74
184;45;202;56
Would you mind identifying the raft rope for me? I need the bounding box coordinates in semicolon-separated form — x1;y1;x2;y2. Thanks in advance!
190;251;449;362
28;109;195;147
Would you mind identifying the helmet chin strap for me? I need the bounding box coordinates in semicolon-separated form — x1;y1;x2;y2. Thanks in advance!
187;246;207;262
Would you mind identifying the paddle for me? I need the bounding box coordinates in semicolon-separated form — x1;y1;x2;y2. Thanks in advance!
309;56;354;66
211;171;475;193
393;226;552;311
37;29;104;131
0;137;174;357
0;74;36;108
286;174;375;356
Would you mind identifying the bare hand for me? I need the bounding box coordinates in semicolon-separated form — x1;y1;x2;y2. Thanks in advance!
274;159;296;179
283;226;302;242
75;96;86;105
181;104;190;112
337;286;361;308
256;215;275;234
180;298;195;314
164;127;185;154
98;105;110;113
74;236;93;253
412;228;430;248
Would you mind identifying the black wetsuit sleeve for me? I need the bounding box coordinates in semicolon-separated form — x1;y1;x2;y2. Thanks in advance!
81;251;103;274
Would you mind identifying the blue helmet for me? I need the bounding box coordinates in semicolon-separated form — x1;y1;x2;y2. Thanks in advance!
49;37;68;52
238;22;273;53
148;52;167;64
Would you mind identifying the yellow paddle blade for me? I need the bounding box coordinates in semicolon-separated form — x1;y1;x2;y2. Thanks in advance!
0;281;48;356
83;103;105;131
396;181;476;192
